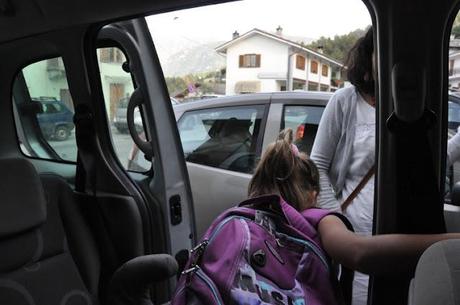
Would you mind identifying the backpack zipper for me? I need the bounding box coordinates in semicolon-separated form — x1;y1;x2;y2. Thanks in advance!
208;215;329;272
276;233;329;271
208;215;242;243
196;268;225;305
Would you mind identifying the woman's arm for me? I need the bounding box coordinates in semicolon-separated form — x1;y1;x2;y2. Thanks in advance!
318;215;460;275
310;94;344;212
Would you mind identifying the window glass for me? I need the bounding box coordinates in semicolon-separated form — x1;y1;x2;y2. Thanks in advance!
448;13;460;199
178;105;265;173
13;57;77;161
282;105;325;154
448;95;460;190
96;47;151;172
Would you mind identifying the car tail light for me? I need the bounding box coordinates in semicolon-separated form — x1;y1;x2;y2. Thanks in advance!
296;125;305;140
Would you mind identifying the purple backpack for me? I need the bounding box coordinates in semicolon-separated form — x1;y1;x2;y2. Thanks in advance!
172;194;347;305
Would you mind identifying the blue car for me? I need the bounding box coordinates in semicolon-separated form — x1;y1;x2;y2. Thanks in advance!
35;98;75;141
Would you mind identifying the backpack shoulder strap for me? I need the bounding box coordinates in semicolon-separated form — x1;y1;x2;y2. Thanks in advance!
303;208;354;305
301;208;333;228
303;208;354;230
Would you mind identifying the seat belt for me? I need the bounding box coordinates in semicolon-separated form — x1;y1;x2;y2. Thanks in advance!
387;109;445;233
73;103;120;301
74;104;96;194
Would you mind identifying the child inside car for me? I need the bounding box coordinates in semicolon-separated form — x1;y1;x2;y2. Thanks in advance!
173;128;460;305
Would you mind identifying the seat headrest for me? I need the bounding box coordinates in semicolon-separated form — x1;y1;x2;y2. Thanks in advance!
219;118;251;137
0;158;46;238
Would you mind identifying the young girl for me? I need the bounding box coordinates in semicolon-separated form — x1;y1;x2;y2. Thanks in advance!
250;128;459;278
173;128;460;305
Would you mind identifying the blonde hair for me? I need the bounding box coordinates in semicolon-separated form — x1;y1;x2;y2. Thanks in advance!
248;129;320;211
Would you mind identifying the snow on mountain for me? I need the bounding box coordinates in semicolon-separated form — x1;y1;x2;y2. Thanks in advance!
158;41;226;77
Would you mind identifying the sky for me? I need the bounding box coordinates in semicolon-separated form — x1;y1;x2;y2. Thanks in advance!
146;0;372;45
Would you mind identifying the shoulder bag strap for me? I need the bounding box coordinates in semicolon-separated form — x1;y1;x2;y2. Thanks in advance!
341;165;375;212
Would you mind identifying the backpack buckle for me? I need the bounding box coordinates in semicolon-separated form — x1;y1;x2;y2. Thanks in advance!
181;265;200;275
255;210;276;235
182;240;209;279
191;240;209;254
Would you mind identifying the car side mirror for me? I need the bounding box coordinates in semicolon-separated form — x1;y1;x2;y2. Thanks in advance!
450;182;460;206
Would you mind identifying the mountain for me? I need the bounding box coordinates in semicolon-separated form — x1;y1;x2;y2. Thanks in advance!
157;33;314;77
160;41;226;77
280;34;314;46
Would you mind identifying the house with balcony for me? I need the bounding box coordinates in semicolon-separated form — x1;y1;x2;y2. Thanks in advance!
215;28;344;95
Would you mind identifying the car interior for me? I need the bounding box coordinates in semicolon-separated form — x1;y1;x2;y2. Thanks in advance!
186;117;255;170
1;0;460;305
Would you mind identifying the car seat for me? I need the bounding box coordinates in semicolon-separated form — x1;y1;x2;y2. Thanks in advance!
187;117;253;168
0;158;95;305
0;158;177;305
407;239;460;305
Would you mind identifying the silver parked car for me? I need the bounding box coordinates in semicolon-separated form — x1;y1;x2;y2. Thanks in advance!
174;91;332;238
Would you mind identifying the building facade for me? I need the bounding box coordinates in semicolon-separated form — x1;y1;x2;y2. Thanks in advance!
216;28;344;95
449;40;460;91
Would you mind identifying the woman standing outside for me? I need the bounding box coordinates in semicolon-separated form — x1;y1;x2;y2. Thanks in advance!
311;26;460;305
310;27;380;305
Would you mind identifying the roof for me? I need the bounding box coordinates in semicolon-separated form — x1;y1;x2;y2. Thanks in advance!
173;91;332;119
215;28;343;68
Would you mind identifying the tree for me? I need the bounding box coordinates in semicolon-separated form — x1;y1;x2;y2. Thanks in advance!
454;12;460;27
165;77;187;96
452;25;460;38
307;27;369;63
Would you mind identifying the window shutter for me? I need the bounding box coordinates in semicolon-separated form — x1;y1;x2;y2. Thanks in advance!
311;61;318;74
239;55;244;67
296;55;305;70
256;54;261;67
322;64;329;76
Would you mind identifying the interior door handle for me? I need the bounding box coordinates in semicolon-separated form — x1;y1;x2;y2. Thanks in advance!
127;88;153;159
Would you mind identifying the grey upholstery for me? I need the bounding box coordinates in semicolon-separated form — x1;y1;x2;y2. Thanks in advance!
408;239;460;305
40;174;101;296
108;254;178;305
0;158;46;238
0;159;96;305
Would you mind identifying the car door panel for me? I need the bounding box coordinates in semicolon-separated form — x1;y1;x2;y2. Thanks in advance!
187;163;251;239
177;102;268;239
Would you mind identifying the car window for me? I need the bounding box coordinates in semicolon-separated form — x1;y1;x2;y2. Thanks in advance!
12;57;77;162
282;105;325;154
96;47;151;172
178;105;265;173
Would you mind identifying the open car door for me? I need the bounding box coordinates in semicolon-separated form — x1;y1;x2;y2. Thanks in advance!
87;18;196;301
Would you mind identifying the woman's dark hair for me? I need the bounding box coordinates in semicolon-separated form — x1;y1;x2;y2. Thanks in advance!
248;129;320;211
344;27;375;96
